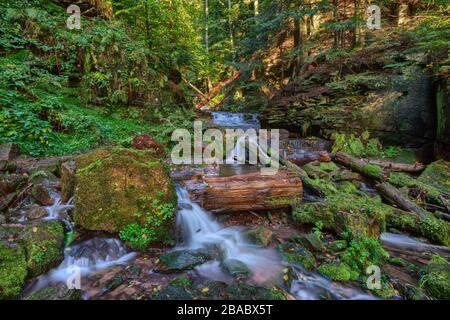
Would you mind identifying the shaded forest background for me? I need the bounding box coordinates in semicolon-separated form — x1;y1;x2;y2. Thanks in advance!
0;0;449;157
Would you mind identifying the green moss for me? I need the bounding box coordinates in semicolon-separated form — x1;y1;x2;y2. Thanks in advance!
318;263;352;282
293;194;387;238
304;162;330;179
0;243;27;299
74;147;176;244
304;177;339;196
245;226;273;246
25;287;82;300
361;164;383;180
419;254;450;300
170;276;193;287
418;160;450;195
319;162;338;172
338;181;358;194
21;221;65;278
278;243;317;270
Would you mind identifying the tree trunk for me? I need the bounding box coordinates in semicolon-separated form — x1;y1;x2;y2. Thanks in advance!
376;182;430;220
182;171;302;213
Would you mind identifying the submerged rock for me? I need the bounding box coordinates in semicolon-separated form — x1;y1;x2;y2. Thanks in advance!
156;250;210;273
73;147;176;242
221;258;252;279
244;226;273;246
25;205;48;220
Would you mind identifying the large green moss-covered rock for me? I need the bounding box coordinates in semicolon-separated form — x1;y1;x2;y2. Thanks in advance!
293;194;387;239
0;242;27;299
73;147;176;240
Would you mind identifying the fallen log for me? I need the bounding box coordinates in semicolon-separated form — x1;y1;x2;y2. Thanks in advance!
279;157;332;197
367;159;425;173
335;152;385;181
285;151;331;166
182;170;302;213
195;72;241;110
376;182;430;220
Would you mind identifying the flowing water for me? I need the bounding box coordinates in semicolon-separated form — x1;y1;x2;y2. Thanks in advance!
26;238;136;293
176;187;283;285
211;112;260;130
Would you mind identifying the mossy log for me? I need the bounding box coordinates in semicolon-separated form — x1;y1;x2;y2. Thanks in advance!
182;171;302;213
279;157;330;197
366;159;425;173
376;182;430;220
335;152;385;181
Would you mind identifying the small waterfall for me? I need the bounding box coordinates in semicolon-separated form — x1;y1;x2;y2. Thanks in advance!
290;266;376;300
43;193;75;230
27;238;136;292
176;187;283;284
211;112;260;129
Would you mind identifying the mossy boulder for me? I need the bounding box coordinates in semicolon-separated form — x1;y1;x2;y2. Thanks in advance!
245;226;273;246
304;162;331;179
278;243;317;270
156;250;210;273
0;220;65;284
0;242;27;299
25;286;82;300
221;259;252;279
317;263;354;282
73;147;176;240
419;254;450;300
20;221;65;278
293;194;387;239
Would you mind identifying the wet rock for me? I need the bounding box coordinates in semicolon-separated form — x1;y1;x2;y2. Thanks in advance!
244;226;273;246
178;203;193;210
278;243;317;270
294;232;326;252
131;134;165;157
104;276;124;293
25;286;82;300
153;284;193;300
0;242;27;299
73;147;176;243
221;259;252;279
156;250;210;273
25;205;48;220
0;143;19;161
31;184;54;206
60;160;76;203
0;174;27;197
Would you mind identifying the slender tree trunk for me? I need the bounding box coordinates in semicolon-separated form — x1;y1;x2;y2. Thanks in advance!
205;0;212;92
228;0;235;62
254;0;259;16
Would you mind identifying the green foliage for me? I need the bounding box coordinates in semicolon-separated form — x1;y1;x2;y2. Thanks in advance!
120;193;175;250
170;276;193;287
332;131;401;159
317;263;355;282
